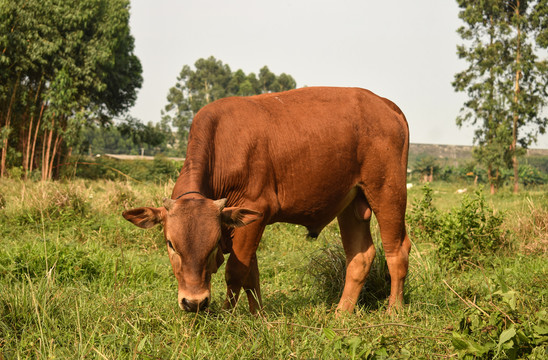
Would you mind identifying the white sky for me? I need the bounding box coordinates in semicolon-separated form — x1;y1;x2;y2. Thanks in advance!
128;0;548;149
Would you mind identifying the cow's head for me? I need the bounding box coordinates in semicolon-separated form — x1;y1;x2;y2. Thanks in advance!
122;197;261;312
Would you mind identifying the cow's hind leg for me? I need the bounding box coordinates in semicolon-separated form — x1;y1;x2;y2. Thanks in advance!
336;193;376;313
223;222;265;314
364;185;411;310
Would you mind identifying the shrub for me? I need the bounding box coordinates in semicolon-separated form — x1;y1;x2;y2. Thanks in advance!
436;189;507;265
407;185;508;267
406;184;440;240
519;164;547;187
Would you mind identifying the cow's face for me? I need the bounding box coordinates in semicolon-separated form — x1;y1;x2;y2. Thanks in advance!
122;198;261;312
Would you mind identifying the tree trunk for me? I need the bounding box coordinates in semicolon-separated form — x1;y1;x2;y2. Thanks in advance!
488;165;496;194
23;115;33;179
23;76;43;179
48;133;61;180
1;75;20;177
42;115;55;181
512;1;521;194
204;80;210;103
29;103;45;177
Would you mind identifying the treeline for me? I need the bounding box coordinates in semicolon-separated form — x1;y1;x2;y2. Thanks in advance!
0;0;142;180
78;56;297;158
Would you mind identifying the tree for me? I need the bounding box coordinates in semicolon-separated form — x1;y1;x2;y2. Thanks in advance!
452;0;513;193
413;155;440;183
162;57;297;155
453;0;548;192
0;0;142;179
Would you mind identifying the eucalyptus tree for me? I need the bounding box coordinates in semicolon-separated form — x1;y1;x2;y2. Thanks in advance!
453;0;548;192
453;0;512;193
0;0;142;179
163;57;296;155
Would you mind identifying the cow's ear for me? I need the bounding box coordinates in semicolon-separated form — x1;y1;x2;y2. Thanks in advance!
122;207;166;229
220;207;262;228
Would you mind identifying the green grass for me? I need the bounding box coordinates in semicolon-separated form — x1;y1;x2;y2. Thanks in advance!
1;179;547;358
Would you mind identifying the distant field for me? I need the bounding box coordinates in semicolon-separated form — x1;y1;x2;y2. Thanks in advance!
0;179;547;358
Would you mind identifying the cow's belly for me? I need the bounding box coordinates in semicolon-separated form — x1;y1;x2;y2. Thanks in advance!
270;185;359;235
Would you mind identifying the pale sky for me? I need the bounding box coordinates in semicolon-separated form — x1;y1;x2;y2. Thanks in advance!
128;0;548;149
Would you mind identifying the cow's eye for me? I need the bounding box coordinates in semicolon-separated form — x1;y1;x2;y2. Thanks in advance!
166;240;174;250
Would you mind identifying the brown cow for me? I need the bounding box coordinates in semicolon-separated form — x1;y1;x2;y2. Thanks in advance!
123;87;411;314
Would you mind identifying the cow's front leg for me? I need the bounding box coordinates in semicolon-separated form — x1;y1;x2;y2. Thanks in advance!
243;253;262;313
223;222;265;314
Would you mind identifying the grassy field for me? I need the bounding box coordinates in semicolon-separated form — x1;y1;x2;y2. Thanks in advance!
0;179;547;359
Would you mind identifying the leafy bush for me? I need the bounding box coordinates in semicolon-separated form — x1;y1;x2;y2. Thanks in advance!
519;164;547;187
525;156;548;175
406;184;441;238
407;185;508;267
321;328;411;359
436;189;507;265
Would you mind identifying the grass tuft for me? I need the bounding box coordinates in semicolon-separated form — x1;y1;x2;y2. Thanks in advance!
307;223;391;310
515;199;548;254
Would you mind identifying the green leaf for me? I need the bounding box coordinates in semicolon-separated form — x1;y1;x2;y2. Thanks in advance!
451;332;470;350
533;324;548;336
452;332;493;355
137;335;148;352
322;328;337;341
498;326;516;346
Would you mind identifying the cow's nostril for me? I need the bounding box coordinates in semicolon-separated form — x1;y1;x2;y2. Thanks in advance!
181;298;192;311
199;297;209;310
181;297;209;312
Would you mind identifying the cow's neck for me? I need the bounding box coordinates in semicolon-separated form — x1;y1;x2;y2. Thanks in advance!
172;156;212;200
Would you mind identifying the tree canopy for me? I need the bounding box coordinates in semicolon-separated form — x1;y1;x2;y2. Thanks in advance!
0;0;142;179
162;56;297;155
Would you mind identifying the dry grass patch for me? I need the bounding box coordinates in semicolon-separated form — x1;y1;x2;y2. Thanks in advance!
515;199;548;255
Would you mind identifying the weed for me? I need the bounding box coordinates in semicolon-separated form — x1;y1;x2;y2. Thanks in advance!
452;291;548;359
406;183;441;239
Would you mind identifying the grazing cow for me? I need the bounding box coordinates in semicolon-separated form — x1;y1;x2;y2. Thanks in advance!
123;87;411;314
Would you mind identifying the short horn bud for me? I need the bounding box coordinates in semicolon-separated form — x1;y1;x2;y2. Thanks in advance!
213;198;227;211
163;197;176;210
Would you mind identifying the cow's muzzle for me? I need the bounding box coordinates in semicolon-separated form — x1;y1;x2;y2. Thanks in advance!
180;297;210;312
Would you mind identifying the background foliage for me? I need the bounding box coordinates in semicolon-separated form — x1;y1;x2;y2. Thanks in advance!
0;0;142;180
